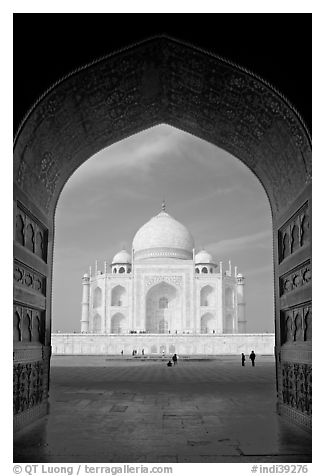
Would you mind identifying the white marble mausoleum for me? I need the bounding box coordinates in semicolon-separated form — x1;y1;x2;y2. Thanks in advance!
80;203;247;337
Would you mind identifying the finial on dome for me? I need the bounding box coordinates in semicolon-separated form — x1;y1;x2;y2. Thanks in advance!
162;199;166;212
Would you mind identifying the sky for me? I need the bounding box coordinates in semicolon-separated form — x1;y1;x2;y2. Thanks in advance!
52;124;274;333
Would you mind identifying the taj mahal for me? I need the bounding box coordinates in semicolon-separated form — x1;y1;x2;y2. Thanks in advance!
52;204;275;355
80;202;247;336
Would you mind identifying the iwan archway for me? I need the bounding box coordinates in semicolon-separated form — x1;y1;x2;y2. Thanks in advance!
146;282;180;333
13;37;311;432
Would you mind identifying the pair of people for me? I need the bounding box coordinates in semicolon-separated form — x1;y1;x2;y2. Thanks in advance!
167;353;178;367
241;351;256;366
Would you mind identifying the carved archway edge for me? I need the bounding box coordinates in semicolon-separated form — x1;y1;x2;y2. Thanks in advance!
14;35;311;148
13;36;311;219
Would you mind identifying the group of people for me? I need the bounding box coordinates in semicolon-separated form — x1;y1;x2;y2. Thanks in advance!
121;349;256;365
167;353;178;367
127;348;146;356
241;350;256;366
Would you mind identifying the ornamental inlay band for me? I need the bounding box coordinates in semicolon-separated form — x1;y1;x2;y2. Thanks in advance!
279;260;311;296
145;276;183;288
14;260;46;295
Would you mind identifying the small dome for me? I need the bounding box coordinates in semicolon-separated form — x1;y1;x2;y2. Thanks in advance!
112;249;131;264
132;209;194;260
195;249;215;264
83;273;90;278
237;273;243;278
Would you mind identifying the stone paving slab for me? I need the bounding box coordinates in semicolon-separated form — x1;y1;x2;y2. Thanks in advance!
14;356;311;463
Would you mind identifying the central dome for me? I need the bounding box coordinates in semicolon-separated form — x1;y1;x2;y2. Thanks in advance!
132;208;195;260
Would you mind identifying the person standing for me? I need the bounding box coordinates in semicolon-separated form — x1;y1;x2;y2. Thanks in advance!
249;350;256;366
241;353;245;366
172;353;178;365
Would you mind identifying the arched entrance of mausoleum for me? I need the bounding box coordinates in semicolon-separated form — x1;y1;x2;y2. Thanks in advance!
145;282;179;333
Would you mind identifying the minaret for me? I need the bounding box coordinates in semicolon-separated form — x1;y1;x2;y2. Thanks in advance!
80;273;90;333
236;273;247;333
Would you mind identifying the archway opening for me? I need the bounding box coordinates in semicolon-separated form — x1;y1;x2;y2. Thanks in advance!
111;285;127;307
200;312;215;334
200;285;215;307
111;312;126;334
13;37;311;457
145;281;179;334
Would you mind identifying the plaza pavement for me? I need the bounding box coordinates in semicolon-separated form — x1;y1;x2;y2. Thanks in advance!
13;355;311;463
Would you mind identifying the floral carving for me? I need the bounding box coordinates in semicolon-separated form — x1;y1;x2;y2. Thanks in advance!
39;152;60;200
14;260;46;295
13;361;45;414
14;38;311;216
279;260;311;296
282;362;311;415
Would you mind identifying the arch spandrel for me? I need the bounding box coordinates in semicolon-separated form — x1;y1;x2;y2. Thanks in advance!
14;37;311;218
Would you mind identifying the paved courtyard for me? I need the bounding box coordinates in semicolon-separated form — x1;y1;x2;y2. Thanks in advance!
14;356;311;463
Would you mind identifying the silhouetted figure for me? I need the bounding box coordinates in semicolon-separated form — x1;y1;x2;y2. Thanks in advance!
162;350;165;359
249;350;256;366
172;353;178;365
121;350;123;356
142;348;144;355
241;353;245;366
167;360;172;367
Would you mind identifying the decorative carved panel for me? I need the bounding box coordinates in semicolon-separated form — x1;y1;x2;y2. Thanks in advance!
14;38;311;217
15;203;48;262
13;305;45;344
145;275;183;288
279;260;311;296
278;202;310;263
280;302;311;344
13;361;45;415
17;151;60;214
281;362;311;416
14;260;46;295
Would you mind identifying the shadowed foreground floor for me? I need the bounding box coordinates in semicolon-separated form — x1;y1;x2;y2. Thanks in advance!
14;356;311;463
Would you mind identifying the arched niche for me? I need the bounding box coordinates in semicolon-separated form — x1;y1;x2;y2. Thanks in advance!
145;281;178;333
111;285;127;306
22;312;31;342
200;313;215;334
224;314;234;334
13;311;21;342
111;313;126;334
92;313;101;333
13;36;311;431
225;287;235;309
200;285;215;307
93;287;102;308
